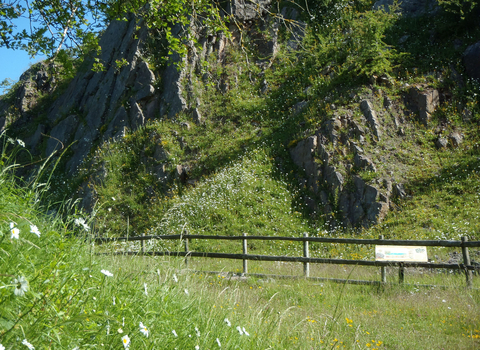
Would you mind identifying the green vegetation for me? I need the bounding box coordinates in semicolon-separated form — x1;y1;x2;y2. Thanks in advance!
67;0;479;246
2;1;480;348
1;150;479;348
1;141;479;348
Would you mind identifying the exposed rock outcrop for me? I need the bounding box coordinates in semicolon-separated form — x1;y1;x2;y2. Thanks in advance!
406;85;439;125
227;0;272;21
463;41;480;81
360;100;382;139
290;115;393;228
5;15;156;175
373;0;439;17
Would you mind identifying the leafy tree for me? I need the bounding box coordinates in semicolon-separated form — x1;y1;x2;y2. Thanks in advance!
0;0;228;60
1;0;107;57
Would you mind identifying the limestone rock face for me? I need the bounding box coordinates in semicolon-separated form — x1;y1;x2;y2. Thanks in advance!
290;136;317;176
290;136;319;192
463;41;480;81
0;61;56;119
435;137;448;149
290;122;392;228
448;132;463;148
46;115;78;155
159;50;187;118
354;154;377;172
6;13;205;176
407;86;439;125
228;0;272;21
42;14;155;173
360;100;382;139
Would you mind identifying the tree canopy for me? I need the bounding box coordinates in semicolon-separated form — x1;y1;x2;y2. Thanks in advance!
0;0;227;59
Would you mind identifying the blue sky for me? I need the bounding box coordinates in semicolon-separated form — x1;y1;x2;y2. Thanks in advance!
0;47;46;95
0;12;46;95
1;9;100;95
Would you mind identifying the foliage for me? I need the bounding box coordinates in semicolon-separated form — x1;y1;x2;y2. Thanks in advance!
2;4;480;347
0;78;15;92
0;0;228;62
1;130;478;349
1;0;102;56
303;1;400;85
437;0;479;20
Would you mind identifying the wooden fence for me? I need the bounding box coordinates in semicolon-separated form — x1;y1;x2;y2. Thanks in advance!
94;233;480;288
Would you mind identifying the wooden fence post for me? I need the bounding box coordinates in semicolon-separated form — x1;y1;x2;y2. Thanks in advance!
141;231;145;255
380;235;386;284
125;216;129;257
462;236;473;288
243;233;248;275
183;229;189;268
399;262;405;284
303;233;310;278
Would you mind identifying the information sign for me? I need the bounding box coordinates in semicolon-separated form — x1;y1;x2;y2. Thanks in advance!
375;246;428;262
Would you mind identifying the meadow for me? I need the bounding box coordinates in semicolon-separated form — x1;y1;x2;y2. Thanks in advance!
1;137;479;349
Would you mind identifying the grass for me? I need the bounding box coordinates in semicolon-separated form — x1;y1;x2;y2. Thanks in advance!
1;136;480;349
2;3;480;348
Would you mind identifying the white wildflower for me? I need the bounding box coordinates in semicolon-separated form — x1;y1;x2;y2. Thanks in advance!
139;322;149;337
30;224;41;237
101;269;113;277
172;329;178;337
195;326;200;337
216;338;221;347
236;326;243;335
173;274;178;282
121;335;130;349
74;218;90;231
242;327;250;336
224;318;231;327
13;276;29;296
184;288;189;295
0;344;5;350
17;139;25;147
22;339;35;349
10;222;19;239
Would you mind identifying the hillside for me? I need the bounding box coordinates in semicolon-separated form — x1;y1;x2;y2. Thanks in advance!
0;0;479;250
0;141;479;348
1;1;480;349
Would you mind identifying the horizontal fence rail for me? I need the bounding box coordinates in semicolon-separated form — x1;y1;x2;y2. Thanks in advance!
94;234;480;288
98;250;478;270
95;234;480;247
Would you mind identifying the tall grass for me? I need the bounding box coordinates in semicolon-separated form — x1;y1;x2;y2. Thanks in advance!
1;132;480;349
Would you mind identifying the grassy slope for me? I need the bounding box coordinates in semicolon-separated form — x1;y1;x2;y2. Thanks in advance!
1;165;479;349
0;151;479;349
72;3;480;258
